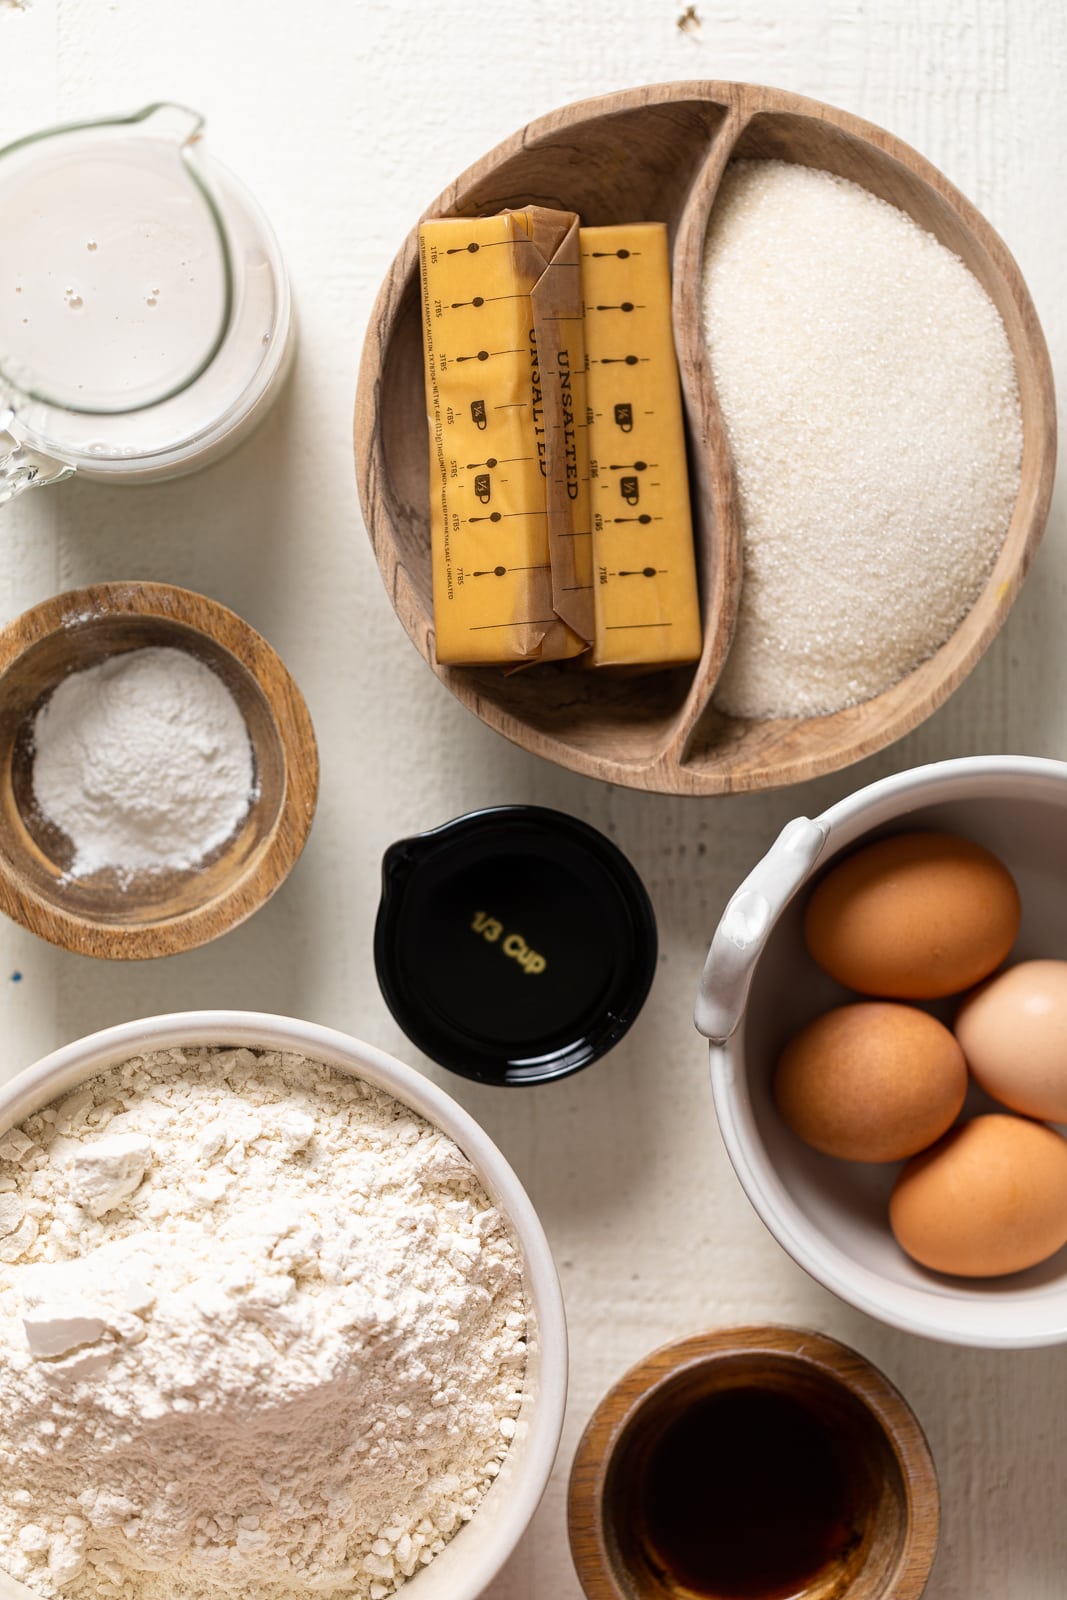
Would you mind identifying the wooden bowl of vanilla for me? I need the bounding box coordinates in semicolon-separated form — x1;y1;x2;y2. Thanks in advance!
358;82;1056;794
0;582;318;958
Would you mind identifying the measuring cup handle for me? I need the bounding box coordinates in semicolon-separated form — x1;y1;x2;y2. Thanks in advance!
0;425;74;507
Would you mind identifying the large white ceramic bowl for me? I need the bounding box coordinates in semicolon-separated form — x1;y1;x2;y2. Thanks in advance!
0;1011;567;1600
696;756;1067;1349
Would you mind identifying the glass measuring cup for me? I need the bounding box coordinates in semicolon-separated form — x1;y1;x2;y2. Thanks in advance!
0;103;293;504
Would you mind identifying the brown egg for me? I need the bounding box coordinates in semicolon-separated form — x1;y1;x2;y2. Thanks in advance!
804;831;1020;999
890;1114;1067;1277
774;1002;967;1163
955;960;1067;1122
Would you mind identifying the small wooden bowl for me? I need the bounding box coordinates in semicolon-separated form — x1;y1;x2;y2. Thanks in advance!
0;582;318;959
356;81;1055;795
568;1325;939;1600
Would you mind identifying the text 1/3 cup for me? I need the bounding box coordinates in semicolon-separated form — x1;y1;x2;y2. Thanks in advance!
375;805;658;1085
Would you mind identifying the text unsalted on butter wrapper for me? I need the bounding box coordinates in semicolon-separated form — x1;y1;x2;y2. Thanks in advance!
418;211;591;666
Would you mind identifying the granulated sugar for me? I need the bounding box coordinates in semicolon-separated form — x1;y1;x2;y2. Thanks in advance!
701;160;1023;719
0;1048;526;1599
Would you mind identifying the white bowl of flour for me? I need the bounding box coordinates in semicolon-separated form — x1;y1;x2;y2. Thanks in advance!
0;1012;567;1600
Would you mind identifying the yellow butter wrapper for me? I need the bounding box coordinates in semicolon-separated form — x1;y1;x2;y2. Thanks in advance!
529;212;594;647
581;223;702;667
418;211;589;665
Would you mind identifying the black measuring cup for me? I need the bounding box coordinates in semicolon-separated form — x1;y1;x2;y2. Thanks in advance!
374;805;657;1085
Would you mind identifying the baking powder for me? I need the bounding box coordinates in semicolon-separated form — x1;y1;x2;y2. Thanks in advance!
0;1048;527;1599
31;646;255;877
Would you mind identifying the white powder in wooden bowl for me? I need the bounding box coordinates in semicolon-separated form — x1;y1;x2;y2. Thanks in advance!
32;648;254;878
701;159;1023;720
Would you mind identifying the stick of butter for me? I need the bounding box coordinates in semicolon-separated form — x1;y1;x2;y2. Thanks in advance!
529;213;595;648
418;210;590;666
581;223;703;667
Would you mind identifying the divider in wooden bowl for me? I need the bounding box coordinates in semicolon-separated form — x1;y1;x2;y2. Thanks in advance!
355;82;1055;795
670;88;1056;790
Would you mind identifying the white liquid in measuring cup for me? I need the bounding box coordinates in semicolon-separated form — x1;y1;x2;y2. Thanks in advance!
2;138;229;413
0;107;293;484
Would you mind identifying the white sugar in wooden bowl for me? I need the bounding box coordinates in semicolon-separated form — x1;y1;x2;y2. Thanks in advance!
703;159;1024;723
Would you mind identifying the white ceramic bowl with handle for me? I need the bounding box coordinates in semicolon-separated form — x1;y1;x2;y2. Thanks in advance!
696;755;1067;1349
0;1011;567;1600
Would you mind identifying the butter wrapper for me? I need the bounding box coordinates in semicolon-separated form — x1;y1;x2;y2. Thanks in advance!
581;222;702;667
418;209;592;666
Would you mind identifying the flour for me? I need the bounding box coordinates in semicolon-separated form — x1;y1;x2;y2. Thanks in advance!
31;647;255;877
0;1048;527;1599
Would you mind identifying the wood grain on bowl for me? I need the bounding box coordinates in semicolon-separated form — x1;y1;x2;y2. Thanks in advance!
355;81;1055;795
0;582;318;959
567;1325;939;1600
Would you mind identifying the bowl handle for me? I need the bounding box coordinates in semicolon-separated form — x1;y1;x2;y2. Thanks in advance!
694;816;827;1043
0;415;74;506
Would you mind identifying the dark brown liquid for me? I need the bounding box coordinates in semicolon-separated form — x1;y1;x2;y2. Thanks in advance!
639;1387;860;1599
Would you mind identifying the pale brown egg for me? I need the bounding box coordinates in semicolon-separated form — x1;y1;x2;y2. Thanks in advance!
890;1114;1067;1277
804;831;1020;999
956;960;1067;1122
774;1002;967;1163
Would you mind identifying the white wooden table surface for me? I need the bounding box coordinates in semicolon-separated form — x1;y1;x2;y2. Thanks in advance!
3;2;1066;1595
